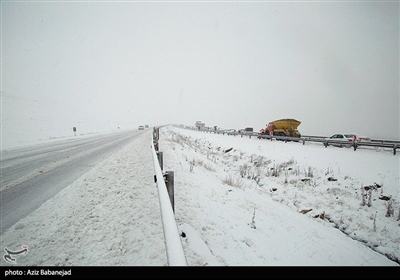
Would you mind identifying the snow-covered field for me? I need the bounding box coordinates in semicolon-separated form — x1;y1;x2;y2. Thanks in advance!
160;125;399;266
1;125;398;266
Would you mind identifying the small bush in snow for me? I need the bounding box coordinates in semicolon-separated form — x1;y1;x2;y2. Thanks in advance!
250;207;256;229
305;166;314;178
197;160;215;172
189;159;195;173
385;199;394;217
325;166;333;175
367;189;372;207
223;174;244;189
373;212;377;232
271;164;281;177
361;184;366;206
397;208;400;221
239;164;248;178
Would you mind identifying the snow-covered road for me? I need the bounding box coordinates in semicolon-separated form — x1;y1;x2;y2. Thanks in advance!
1;128;168;266
1;129;147;234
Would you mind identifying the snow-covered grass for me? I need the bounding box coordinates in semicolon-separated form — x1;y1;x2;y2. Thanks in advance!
0;125;398;266
160;125;399;266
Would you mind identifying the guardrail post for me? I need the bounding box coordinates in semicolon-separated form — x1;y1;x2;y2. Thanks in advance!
393;144;397;155
164;171;175;212
324;140;328;148
157;151;163;170
153;127;159;152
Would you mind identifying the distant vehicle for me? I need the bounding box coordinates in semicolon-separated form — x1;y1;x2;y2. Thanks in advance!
239;127;254;135
145;125;149;128
259;119;301;138
326;133;371;143
224;129;237;135
325;133;355;147
354;134;371;142
195;121;205;130
326;133;355;142
138;125;144;130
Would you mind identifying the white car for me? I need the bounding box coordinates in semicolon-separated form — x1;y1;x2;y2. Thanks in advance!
326;133;355;142
325;133;356;147
224;129;237;135
138;125;144;130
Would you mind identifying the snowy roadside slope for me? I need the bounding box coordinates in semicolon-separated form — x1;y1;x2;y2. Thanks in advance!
159;125;399;266
1;130;167;266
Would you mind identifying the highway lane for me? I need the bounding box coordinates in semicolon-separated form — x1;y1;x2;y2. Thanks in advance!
0;129;147;234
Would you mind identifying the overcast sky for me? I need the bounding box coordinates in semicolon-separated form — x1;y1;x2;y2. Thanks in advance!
1;0;399;149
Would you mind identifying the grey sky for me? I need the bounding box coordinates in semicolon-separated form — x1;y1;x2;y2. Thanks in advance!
1;0;399;148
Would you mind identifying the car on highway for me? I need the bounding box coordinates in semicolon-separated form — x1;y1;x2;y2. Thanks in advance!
325;133;356;147
224;129;237;135
326;133;355;142
354;134;371;142
138;125;144;130
238;127;254;135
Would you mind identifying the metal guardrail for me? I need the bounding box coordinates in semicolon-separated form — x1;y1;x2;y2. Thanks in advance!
299;135;399;155
255;133;398;155
151;128;187;266
183;126;399;155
